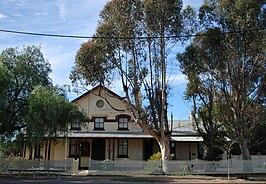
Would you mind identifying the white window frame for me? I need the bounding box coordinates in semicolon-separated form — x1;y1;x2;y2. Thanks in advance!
118;117;128;130
118;139;128;157
94;117;104;130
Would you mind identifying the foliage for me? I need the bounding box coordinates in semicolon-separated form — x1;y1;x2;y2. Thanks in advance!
178;0;265;162
0;156;36;171
0;45;87;156
148;152;162;161
0;139;21;157
25;85;87;144
0;46;52;138
249;120;266;155
177;29;227;160
5;156;36;169
145;152;162;174
101;159;114;171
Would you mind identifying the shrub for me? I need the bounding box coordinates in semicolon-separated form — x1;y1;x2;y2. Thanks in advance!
101;159;113;171
148;152;162;161
7;156;35;169
145;152;162;174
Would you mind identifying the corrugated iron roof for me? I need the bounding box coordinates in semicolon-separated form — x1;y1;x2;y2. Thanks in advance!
172;136;203;142
66;131;202;142
68;131;152;138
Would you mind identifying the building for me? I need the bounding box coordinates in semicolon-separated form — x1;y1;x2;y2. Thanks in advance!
22;85;202;169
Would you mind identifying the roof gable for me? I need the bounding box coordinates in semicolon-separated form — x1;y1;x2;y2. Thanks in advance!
71;85;125;103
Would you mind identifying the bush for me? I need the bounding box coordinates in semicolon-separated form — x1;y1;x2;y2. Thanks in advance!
145;152;162;174
101;159;113;171
6;156;36;169
148;152;162;161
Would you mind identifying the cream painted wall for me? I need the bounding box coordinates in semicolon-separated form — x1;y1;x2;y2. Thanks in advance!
175;142;198;160
111;139;144;160
50;141;55;160
128;139;143;160
190;143;198;160
84;121;142;132
52;139;66;161
74;87;143;132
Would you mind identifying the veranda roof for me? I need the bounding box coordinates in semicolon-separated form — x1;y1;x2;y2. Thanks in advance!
68;131;152;138
66;131;202;142
171;136;203;142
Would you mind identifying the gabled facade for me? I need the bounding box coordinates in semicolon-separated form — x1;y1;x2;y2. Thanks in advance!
22;85;202;169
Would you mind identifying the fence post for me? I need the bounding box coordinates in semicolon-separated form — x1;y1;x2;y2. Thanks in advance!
227;159;230;180
88;158;91;175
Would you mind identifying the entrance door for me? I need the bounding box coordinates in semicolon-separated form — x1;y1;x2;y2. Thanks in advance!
144;139;154;160
92;139;105;160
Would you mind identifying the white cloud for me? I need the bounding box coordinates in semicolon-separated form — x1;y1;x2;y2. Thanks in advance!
13;13;24;17
167;73;188;87
15;0;27;7
34;12;48;16
0;13;14;22
56;0;68;20
0;13;8;20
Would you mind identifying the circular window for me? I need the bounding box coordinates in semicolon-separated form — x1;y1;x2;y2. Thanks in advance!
96;100;104;108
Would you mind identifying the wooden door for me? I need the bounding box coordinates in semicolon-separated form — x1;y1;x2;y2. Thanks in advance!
92;139;105;160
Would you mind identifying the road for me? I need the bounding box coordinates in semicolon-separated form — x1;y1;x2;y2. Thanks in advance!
0;175;266;184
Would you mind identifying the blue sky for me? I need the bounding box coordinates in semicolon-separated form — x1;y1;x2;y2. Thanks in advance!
0;0;203;120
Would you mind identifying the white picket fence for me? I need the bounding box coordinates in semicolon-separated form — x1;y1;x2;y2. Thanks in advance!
0;158;74;172
88;159;266;175
1;157;266;175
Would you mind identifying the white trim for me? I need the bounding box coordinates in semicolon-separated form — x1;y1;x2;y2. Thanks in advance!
171;136;203;142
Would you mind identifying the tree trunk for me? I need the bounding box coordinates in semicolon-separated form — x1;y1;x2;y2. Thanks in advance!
203;144;208;160
23;142;26;158
239;138;252;172
29;145;33;160
239;139;251;160
159;136;170;174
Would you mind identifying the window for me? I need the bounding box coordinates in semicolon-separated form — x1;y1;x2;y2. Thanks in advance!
170;142;176;160
94;117;105;130
96;100;104;108
69;138;80;159
70;121;81;130
118;139;128;158
118;117;128;130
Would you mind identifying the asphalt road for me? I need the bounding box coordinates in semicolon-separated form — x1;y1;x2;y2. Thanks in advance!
1;175;266;184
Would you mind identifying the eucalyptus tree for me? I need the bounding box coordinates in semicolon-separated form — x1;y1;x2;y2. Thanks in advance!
178;0;265;167
177;36;227;160
71;0;186;173
0;46;52;138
